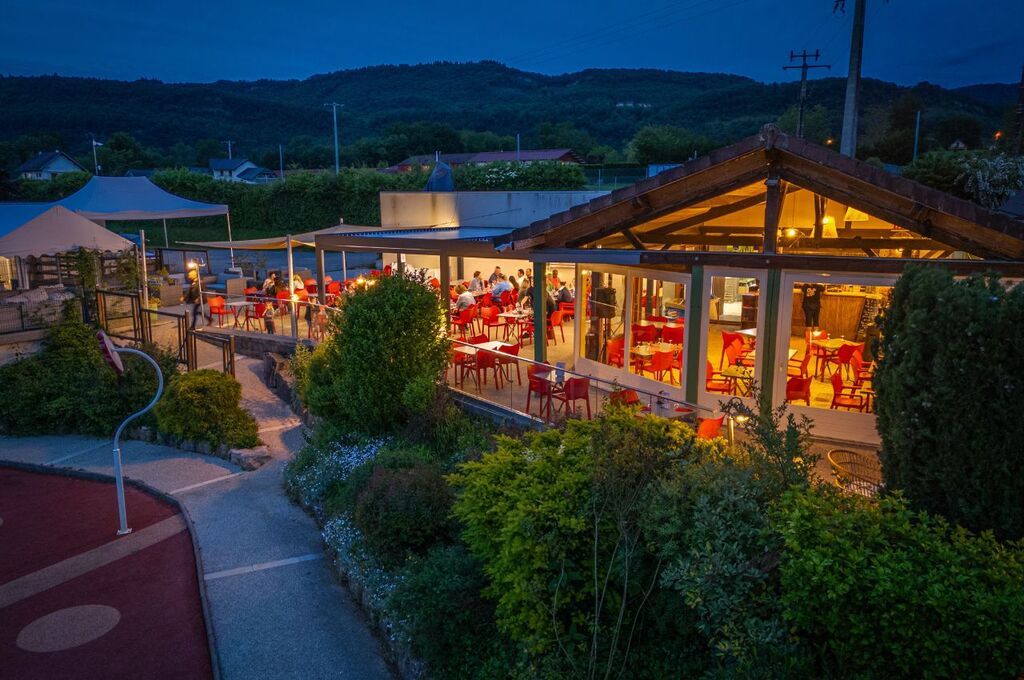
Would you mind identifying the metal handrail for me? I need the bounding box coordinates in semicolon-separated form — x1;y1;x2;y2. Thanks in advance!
449;337;706;417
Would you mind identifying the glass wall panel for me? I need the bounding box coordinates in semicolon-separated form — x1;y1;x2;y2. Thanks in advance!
784;281;891;412
706;274;762;398
627;276;687;387
580;269;627;370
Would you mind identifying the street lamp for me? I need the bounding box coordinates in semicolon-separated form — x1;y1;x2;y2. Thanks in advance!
722;396;751;450
97;331;164;536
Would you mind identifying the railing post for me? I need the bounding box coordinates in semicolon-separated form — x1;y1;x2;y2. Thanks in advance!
532;260;547;364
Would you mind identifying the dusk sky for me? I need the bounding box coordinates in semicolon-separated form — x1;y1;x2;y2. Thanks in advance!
2;0;1021;87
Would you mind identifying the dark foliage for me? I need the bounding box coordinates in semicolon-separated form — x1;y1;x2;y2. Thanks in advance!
153;369;260;449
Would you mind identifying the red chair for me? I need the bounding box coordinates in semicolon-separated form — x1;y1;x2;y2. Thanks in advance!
807;329;831;376
607;337;625;368
244;302;267;331
468;333;489;345
661;324;685;344
499;291;513;307
452;307;476;338
480;306;504;339
495;343;522;385
326;281;342;296
471;350;504;393
552;377;591;419
719;330;752;368
642;350;676;384
207;296;230;326
609;388;641;407
450;348;473;388
850;351;874;386
632;324;657;343
706;360;732;394
429;277;441;290
696;416;725;440
646;314;668;323
558;301;575;320
830;372;866;411
826;342;864;380
788;346;812;378
525;365;555;419
786;376;812;406
243;286;259;300
275;290;291;316
304;278;318;295
547;311;566;344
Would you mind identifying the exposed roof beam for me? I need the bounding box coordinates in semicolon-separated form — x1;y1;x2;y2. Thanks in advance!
641;184;800;239
621;227;645;249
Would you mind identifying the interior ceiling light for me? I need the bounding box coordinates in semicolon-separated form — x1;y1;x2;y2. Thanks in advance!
843;207;870;222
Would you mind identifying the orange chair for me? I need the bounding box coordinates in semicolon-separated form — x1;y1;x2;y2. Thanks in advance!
719;330;752;368
607;337;625;368
207;296;230;326
244;302;267;331
553;377;591;419
706;360;732;394
830;373;866;411
788;346;812;378
609;388;641;407
642;350;676;384
696;416;725;440
326;280;342;296
646;314;669;323
785;376;812;406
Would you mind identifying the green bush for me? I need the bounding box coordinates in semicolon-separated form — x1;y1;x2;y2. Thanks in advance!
304;270;450;434
154;369;260;449
451;408;723;676
875;267;1024;539
323;442;432;517
776;488;1024;679
391;544;512;679
353;464;453;564
0;313;175;436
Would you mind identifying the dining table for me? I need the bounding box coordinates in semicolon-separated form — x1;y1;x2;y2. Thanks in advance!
634;319;684;331
453;340;513;357
629;341;681;359
225;299;252;327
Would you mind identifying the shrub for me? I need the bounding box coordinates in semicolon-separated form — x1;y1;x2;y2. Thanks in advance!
875;267;1024;539
323;442;432;517
0;314;175;436
154;369;260;449
775;488;1024;679
304;270;450;434
391;544;511;679
451;408;723;676
353;464;453;564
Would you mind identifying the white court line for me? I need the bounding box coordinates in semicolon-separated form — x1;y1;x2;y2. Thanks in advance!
204;553;324;581
258;422;302;434
169;472;246;495
48;442;109;466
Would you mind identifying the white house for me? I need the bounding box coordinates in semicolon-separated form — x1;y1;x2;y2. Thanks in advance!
16;151;87;180
208;158;277;183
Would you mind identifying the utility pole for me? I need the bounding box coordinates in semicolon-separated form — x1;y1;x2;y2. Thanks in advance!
1014;64;1023;155
783;49;830;138
324;102;343;175
838;0;867;157
912;110;922;161
221;140;234;159
515;133;521;163
91;138;103;175
278;144;285;181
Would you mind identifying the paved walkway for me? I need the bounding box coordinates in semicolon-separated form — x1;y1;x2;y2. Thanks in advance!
0;356;393;680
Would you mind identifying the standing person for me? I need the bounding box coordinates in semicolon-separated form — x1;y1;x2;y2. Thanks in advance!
800;281;825;329
182;269;203;329
549;268;560;289
468;271;485;292
488;266;503;285
262;300;276;334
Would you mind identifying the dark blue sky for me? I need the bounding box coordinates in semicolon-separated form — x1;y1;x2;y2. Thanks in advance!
2;0;1020;87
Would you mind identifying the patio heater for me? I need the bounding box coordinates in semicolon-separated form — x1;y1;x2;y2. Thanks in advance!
97;331;164;536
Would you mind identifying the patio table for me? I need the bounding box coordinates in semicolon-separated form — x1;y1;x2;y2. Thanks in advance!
629;341;680;359
453;340;514;357
721;365;753;395
225;299;252;328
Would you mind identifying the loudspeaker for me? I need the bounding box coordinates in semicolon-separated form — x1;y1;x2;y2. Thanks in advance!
593;286;617;318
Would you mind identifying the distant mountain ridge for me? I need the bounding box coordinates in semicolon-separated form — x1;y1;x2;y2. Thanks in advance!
0;61;1013;158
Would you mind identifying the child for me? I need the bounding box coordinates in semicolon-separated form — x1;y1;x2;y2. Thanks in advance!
263;301;276;334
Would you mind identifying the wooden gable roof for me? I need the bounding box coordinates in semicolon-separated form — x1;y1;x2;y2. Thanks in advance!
507;125;1024;260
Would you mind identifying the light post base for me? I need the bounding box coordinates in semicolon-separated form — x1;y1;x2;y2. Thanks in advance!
116;527;133;536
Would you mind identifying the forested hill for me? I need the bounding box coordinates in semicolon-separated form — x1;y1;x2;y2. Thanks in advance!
0;61;1012;161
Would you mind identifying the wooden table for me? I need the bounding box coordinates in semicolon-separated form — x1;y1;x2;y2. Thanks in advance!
812;338;856;377
497;310;531;320
744;347;797;362
630;341;681;359
721;365;754;395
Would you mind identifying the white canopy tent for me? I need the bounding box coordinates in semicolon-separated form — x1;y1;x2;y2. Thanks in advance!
55;176;232;260
0;204;134;257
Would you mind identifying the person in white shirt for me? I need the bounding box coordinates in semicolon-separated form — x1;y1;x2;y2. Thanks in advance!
454;285;475;311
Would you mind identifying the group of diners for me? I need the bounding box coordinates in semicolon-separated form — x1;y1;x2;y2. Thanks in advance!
706;325;876;412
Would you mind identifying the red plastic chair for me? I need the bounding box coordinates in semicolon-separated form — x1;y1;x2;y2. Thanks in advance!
632;324;657;344
719;330;751;368
558;301;575;320
472;350;504;393
244;302;266;331
326;281;342;296
450;348;473;388
429;277;441;290
525;365;555;419
786;376;812;406
304;278;318;295
552;377;591;419
850;351;874;386
607;337;625;368
642;350;676;384
788;343;812;378
207;296;230;326
547;311;566;344
661;324;685;344
495;343;522;385
696;416;725;440
499;291;513;307
480;305;504;338
452;307;476;338
830;372;866;411
609;388;641;407
826;342;864;380
646;314;668;323
705;360;732;394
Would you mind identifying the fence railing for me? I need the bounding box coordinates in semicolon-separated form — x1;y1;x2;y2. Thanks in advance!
0;298;69;335
447;338;705;426
195;290;341;341
189;330;236;376
96;288;143;343
141;307;189;363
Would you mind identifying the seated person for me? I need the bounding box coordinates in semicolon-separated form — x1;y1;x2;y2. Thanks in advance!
556;283;574;304
490;275;514;302
454;285;475;311
488;266;503;285
262;271;279;295
468;271;485;292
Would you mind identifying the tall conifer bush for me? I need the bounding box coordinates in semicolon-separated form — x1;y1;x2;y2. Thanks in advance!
875;266;1024;539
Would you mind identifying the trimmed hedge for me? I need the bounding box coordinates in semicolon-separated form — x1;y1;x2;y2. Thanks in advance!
154;369;260;449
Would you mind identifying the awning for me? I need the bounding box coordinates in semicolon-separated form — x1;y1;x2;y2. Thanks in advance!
57;176;228;221
0;205;135;257
179;225;378;250
314;226;517;257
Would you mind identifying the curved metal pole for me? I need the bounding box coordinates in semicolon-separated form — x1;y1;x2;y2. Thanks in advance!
111;347;164;536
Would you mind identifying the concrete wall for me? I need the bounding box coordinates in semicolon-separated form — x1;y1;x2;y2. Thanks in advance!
379;190;608;230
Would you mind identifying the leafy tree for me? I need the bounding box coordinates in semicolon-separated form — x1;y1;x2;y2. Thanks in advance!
933;113;983;149
535;122;597;157
304;270;449;434
775;104;833;145
901;150;964;196
875;267;1024;539
454;161;586;191
460;129;516;153
626;125;713;165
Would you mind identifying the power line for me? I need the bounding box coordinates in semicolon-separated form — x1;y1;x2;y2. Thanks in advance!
783;50;830;137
